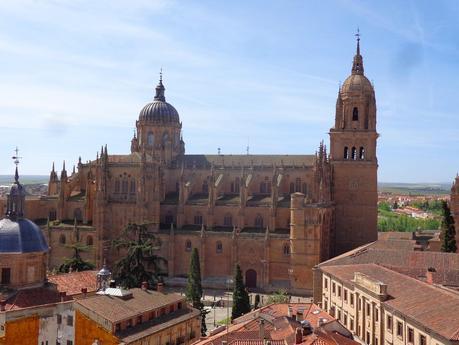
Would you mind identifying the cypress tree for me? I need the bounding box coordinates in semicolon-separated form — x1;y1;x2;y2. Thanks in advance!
185;248;207;336
441;201;457;253
231;264;251;320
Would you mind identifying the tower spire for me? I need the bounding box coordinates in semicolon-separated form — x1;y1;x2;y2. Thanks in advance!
352;28;364;75
154;68;166;102
6;147;25;218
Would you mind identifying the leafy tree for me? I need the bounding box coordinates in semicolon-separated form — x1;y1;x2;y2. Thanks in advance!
267;289;290;304
112;223;167;288
59;242;95;273
231;264;251;320
185;248;207;336
440;201;457;253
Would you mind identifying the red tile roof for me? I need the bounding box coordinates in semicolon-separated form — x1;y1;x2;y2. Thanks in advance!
196;303;356;345
3;286;71;311
47;270;98;296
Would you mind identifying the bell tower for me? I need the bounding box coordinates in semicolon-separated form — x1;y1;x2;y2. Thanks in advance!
330;33;378;255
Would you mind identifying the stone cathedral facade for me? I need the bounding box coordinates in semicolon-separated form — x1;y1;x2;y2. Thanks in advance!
0;39;378;294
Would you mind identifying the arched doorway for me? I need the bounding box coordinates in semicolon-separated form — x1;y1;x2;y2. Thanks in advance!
245;269;257;289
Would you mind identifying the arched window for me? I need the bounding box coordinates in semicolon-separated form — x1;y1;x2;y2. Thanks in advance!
49;209;57;221
224;214;232;227
302;183;308;195
165;212;174;225
147;132;154;146
295;178;301;193
289;182;295;194
130;180;136;195
255;214;263;228
283;243;290;256
86;236;93;246
122;180;128;194
194;213;203;225
216;241;223;254
74;208;82;222
352;107;359;121
59;234;66;245
162;132;169;145
114;179;120;194
202;180;209;194
351;147;357;160
185;240;192;252
260;182;267;194
359;147;365;160
344;147;349;160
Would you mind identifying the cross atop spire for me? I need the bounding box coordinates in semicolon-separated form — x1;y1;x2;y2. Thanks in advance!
12;147;21;183
352;29;364;75
355;27;361;55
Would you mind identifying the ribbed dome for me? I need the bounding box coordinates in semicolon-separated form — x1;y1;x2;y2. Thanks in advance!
139;101;180;124
139;75;180;124
341;74;374;94
0;218;48;253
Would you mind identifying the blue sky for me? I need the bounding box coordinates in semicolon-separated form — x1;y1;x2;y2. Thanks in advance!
0;0;458;182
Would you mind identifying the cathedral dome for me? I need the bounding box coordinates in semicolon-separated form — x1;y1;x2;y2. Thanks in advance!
0;167;48;253
341;74;374;95
0;218;48;253
139;75;180;124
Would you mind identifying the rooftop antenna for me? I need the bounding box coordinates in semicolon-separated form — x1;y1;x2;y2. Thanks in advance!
246;137;250;155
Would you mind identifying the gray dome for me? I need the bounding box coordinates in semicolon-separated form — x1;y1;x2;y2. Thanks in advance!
139;100;180;124
0;218;48;253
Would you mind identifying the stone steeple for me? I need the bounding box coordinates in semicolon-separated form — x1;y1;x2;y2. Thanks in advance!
352;29;364;75
5;166;26;219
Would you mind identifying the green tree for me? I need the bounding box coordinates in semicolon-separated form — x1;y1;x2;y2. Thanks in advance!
112;223;167;288
440;201;457;253
59;242;95;273
267;289;290;304
185;248;207;336
231;264;251;320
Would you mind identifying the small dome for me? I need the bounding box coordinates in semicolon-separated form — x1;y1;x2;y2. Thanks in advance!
341;74;374;95
0;218;48;253
139;75;180;124
139;101;180;124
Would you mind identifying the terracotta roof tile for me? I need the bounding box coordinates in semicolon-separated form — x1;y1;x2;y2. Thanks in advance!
4;286;71;311
47;270;98;296
75;288;185;323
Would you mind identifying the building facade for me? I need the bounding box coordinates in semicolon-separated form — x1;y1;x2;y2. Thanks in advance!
320;263;459;345
0;37;379;294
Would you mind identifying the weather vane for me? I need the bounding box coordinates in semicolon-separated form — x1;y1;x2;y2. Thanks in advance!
12;147;21;167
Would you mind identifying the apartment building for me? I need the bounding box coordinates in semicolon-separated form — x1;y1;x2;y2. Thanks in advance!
320;263;459;345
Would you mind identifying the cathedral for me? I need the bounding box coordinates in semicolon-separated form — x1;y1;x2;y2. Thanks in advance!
0;37;378;294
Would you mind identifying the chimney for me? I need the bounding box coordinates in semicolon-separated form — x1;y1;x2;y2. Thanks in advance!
295;327;303;344
81;288;88;298
296;310;303;322
259;319;265;339
0;300;5;311
426;267;436;284
157;282;164;293
60;291;67;302
141;281;148;291
222;341;227;345
318;317;326;327
288;306;293;317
